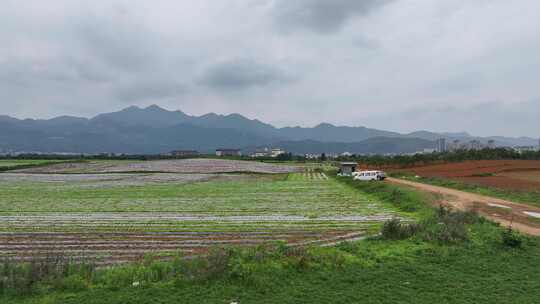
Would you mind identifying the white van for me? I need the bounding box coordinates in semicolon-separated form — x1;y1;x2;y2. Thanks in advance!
353;170;386;181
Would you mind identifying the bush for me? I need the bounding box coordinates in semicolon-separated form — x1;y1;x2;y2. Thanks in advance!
378;206;480;245
0;254;96;296
60;275;88;292
381;218;420;240
501;227;522;248
420;206;479;244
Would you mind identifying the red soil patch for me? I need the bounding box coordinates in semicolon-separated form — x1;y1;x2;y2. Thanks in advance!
391;160;540;191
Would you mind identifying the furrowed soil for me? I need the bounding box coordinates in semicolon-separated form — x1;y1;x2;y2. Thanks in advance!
12;158;302;174
392;160;540;191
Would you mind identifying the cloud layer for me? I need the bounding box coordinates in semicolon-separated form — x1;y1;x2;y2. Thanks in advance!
1;0;539;137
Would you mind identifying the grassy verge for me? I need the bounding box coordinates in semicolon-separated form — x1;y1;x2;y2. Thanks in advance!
390;172;540;208
335;176;433;217
2;221;538;304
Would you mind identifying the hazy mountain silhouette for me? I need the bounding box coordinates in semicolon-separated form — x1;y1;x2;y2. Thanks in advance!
0;105;536;154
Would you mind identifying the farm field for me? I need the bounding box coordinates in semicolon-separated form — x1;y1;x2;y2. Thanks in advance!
0;159;70;171
392;160;540;191
12;158;302;174
3;175;540;304
499;169;540;183
0;160;401;265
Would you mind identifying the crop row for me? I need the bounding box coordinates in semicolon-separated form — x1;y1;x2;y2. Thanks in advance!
0;230;365;265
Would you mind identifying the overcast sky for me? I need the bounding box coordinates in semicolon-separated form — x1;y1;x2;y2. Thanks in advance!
1;0;539;137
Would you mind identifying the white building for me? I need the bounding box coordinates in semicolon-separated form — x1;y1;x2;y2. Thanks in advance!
436;138;447;153
251;147;286;158
270;148;286;158
216;149;242;157
513;146;538;154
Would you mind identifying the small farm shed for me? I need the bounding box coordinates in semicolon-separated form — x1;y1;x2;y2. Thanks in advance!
339;162;358;176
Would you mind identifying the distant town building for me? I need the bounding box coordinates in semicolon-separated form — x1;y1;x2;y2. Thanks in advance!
170;150;199;157
513;146;538;154
448;139;461;152
468;140;483;150
326;153;339;159
270;148;286;158
487;140;496;149
252;149;269;158
215;149;242;157
341;152;353;157
436;138;447;153
304;153;321;159
250;147;287;158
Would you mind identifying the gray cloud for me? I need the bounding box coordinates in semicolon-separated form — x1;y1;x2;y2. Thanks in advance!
73;11;159;73
198;60;292;90
0;1;539;137
114;79;185;102
272;0;394;33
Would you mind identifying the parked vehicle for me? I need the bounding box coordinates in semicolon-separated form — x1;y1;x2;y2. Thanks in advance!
353;170;386;181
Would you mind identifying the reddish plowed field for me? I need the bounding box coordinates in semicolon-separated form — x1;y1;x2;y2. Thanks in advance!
394;160;540;191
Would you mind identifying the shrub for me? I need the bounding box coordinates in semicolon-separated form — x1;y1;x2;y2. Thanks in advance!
335;241;359;254
59;274;88;292
0;253;96;296
501;227;522;248
381;218;420;240
420;206;479;244
205;247;234;278
282;246;313;271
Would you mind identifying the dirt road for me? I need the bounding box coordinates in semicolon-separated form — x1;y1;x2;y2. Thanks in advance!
387;177;540;236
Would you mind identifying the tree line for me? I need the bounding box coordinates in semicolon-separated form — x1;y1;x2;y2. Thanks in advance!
335;148;540;168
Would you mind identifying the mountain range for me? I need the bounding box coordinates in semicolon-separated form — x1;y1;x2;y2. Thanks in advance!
0;105;537;155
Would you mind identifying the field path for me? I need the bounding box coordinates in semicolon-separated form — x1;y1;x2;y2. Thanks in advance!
387;177;540;236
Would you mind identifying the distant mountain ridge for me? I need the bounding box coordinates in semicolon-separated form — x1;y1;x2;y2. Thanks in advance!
0;105;537;154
